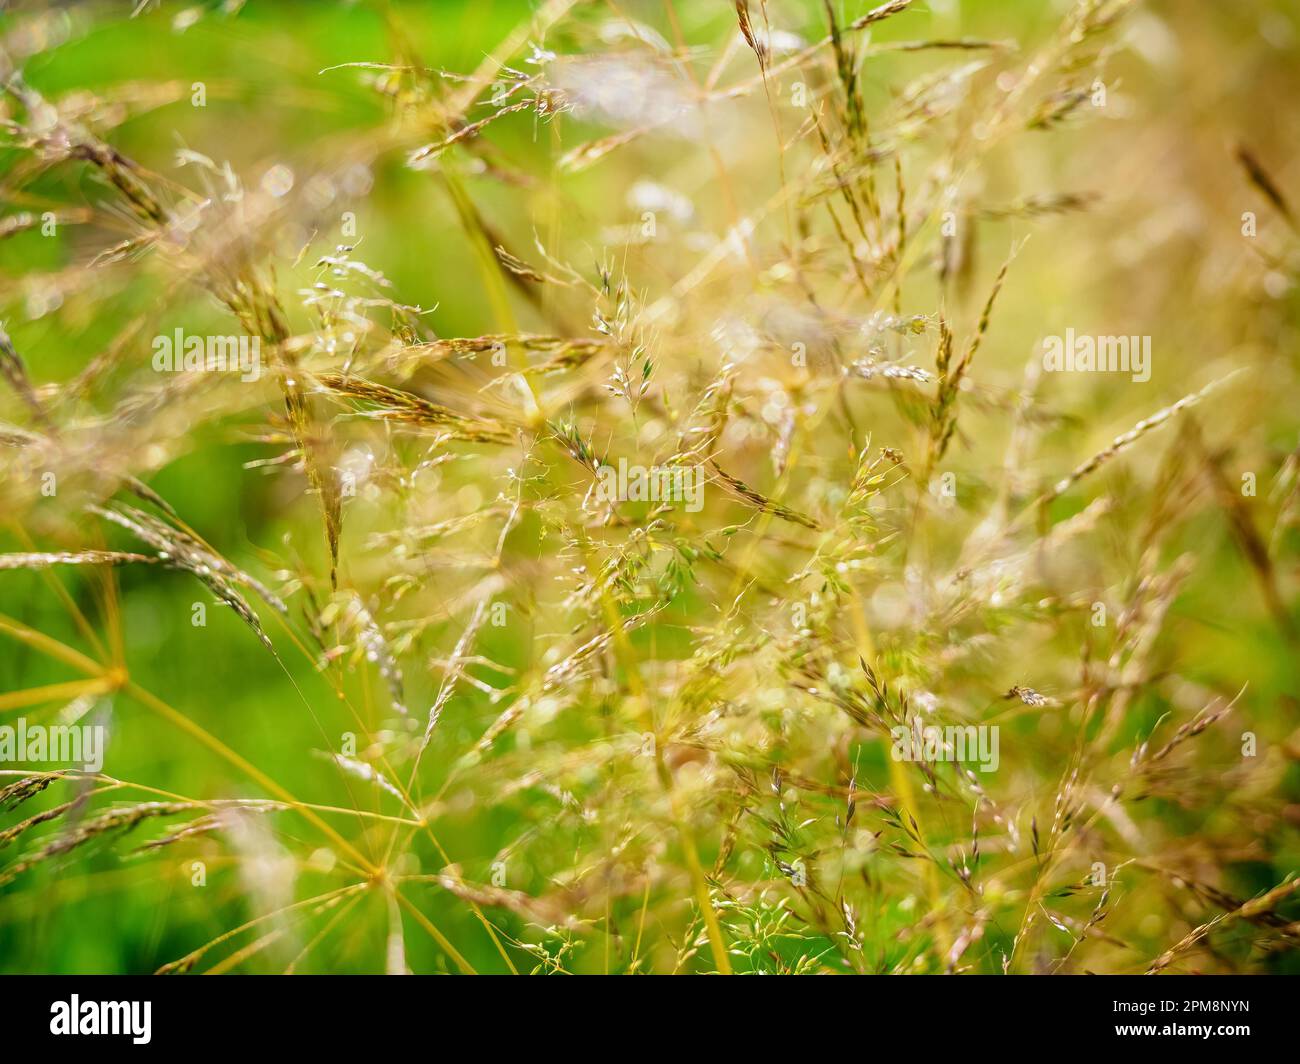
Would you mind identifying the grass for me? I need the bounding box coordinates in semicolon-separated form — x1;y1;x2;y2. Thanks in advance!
0;0;1297;974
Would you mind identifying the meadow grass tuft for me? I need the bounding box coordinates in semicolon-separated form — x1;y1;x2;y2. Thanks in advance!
0;0;1297;975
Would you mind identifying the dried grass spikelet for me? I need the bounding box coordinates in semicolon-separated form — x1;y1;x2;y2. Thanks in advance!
317;372;515;444
0;0;1293;976
135;800;286;852
1042;373;1239;504
0;801;197;887
432;864;587;932
0;773;63;810
0;796;89;850
708;460;823;531
321;591;407;716
92;503;285;652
